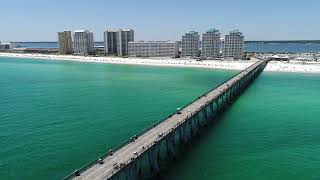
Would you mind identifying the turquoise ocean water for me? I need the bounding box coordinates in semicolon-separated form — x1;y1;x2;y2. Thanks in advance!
1;57;320;180
0;57;236;180
164;71;320;180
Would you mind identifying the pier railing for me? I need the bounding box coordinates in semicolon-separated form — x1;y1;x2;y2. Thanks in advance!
61;60;266;180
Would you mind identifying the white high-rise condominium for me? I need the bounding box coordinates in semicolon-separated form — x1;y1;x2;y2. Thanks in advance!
73;30;95;55
202;29;221;58
128;41;179;58
223;30;244;59
58;31;73;54
104;29;134;56
181;31;200;57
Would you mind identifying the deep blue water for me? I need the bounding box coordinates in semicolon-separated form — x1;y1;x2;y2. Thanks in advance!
245;42;320;53
14;42;320;53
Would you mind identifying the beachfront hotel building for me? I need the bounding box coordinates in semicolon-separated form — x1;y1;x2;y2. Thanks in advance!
128;41;179;58
104;29;134;56
181;31;200;57
73;30;95;55
202;29;221;58
223;30;244;59
58;31;73;54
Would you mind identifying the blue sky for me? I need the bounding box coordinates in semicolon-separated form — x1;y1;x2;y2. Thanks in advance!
0;0;319;41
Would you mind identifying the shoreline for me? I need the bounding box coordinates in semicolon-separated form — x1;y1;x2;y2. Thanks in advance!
1;53;320;73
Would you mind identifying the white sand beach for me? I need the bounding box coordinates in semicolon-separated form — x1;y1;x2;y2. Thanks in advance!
264;61;320;73
1;52;320;73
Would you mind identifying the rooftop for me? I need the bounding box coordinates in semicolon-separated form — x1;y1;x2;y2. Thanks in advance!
229;30;243;36
131;40;177;43
105;29;134;32
185;31;199;35
206;29;220;33
74;30;92;33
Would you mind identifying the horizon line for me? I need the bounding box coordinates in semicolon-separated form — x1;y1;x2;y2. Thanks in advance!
6;40;320;43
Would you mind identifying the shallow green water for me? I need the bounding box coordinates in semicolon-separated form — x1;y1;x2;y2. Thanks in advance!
164;72;320;180
0;57;236;180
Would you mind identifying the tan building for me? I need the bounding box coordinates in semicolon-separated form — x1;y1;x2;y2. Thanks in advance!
58;31;73;54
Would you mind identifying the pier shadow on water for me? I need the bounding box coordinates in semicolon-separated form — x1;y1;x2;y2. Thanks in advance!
151;99;241;180
151;74;261;180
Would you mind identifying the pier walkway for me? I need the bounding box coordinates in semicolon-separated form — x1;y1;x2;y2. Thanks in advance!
63;59;269;180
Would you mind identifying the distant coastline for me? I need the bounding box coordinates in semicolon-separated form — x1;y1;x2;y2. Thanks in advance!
7;41;320;53
11;40;320;44
1;52;320;73
246;40;320;44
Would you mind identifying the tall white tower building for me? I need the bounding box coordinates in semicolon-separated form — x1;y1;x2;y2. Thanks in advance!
181;31;200;57
202;29;221;58
104;29;134;56
223;30;244;59
73;30;95;55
